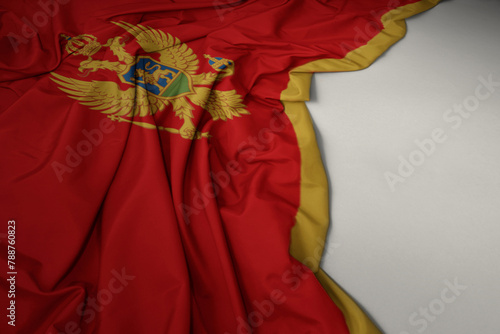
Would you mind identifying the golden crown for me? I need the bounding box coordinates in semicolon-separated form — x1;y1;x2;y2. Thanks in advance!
61;34;102;56
204;54;233;71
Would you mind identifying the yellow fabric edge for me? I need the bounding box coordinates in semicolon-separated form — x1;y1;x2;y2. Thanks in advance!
282;1;440;333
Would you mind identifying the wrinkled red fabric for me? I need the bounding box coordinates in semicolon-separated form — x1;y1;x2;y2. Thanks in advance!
1;0;422;333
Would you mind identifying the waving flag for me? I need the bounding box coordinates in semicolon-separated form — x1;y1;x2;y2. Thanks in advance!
0;0;439;333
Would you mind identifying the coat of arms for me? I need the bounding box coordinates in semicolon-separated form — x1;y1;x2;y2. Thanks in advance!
51;21;249;139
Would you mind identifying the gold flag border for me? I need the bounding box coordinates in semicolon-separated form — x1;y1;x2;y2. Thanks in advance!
282;1;441;333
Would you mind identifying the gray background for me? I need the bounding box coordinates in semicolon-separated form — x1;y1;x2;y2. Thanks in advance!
307;1;500;333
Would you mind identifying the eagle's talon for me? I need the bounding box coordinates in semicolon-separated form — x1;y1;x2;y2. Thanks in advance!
179;125;210;140
180;126;196;140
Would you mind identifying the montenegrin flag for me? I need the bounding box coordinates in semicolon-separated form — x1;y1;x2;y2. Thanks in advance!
0;0;440;333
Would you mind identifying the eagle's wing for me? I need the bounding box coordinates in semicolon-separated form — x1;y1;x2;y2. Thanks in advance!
190;87;249;121
50;72;169;117
113;21;199;75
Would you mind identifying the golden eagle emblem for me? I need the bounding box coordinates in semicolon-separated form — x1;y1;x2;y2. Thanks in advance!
50;21;249;139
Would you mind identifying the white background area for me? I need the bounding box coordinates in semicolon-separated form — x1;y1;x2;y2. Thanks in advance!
308;1;500;333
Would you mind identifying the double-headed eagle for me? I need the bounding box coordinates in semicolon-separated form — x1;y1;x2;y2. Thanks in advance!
51;21;249;139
